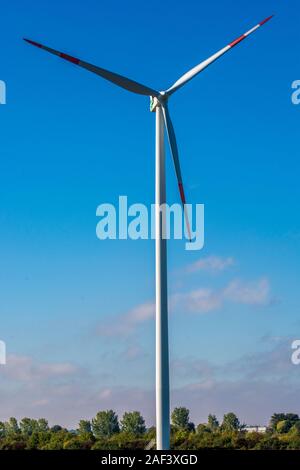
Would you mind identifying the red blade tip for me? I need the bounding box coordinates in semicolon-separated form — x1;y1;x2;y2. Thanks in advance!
260;15;274;26
23;38;42;48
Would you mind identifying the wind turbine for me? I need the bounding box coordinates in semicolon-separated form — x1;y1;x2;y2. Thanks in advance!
24;14;273;450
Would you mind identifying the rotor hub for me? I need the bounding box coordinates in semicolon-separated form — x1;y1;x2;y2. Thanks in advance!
150;92;168;112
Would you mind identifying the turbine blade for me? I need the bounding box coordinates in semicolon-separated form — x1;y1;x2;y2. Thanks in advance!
23;38;160;97
161;104;192;241
166;15;274;95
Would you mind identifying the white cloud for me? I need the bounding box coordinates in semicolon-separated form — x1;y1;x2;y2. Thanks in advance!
223;278;270;306
97;277;273;336
99;388;112;399
173;288;222;313
186;256;235;274
173;277;272;314
98;302;155;337
126;302;155;323
2;355;79;383
0;340;297;429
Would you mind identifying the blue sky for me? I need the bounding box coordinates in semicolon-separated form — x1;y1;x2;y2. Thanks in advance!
0;0;300;427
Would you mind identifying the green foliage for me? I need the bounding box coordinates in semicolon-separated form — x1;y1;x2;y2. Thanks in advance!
276;420;291;434
286;435;300;450
0;422;5;438
92;410;120;438
207;414;219;431
196;423;211;434
171;429;191;449
221;412;241;431
171;407;194;431
289;421;300;436
20;417;34;435
41;430;69;450
26;432;40;450
269;413;299;433
120;411;146;435
5;417;20;435
254;435;284;450
0;436;27;450
269;413;286;431
0;410;300;450
37;418;49;432
145;426;156;439
91;439;107;450
62;436;94;450
90;433;146;450
244;431;264;449
50;424;63;433
19;417;48;435
78;419;92;435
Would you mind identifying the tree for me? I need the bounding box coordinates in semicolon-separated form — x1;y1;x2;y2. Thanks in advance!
289;421;300;435
171;407;193;431
20;418;40;435
221;413;241;432
37;419;49;432
0;436;26;450
78;419;92;435
92;410;119;438
5;417;20;435
26;432;40;450
284;414;300;432
207;414;219;431
51;425;63;433
269;413;300;433
120;411;146;435
63;437;91;450
0;422;6;438
276;420;290;434
196;423;211;434
269;413;287;432
42;430;68;450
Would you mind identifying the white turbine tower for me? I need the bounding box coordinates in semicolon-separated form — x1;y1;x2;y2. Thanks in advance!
24;14;273;450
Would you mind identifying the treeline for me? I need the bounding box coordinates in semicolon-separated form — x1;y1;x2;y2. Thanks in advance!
0;409;300;450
